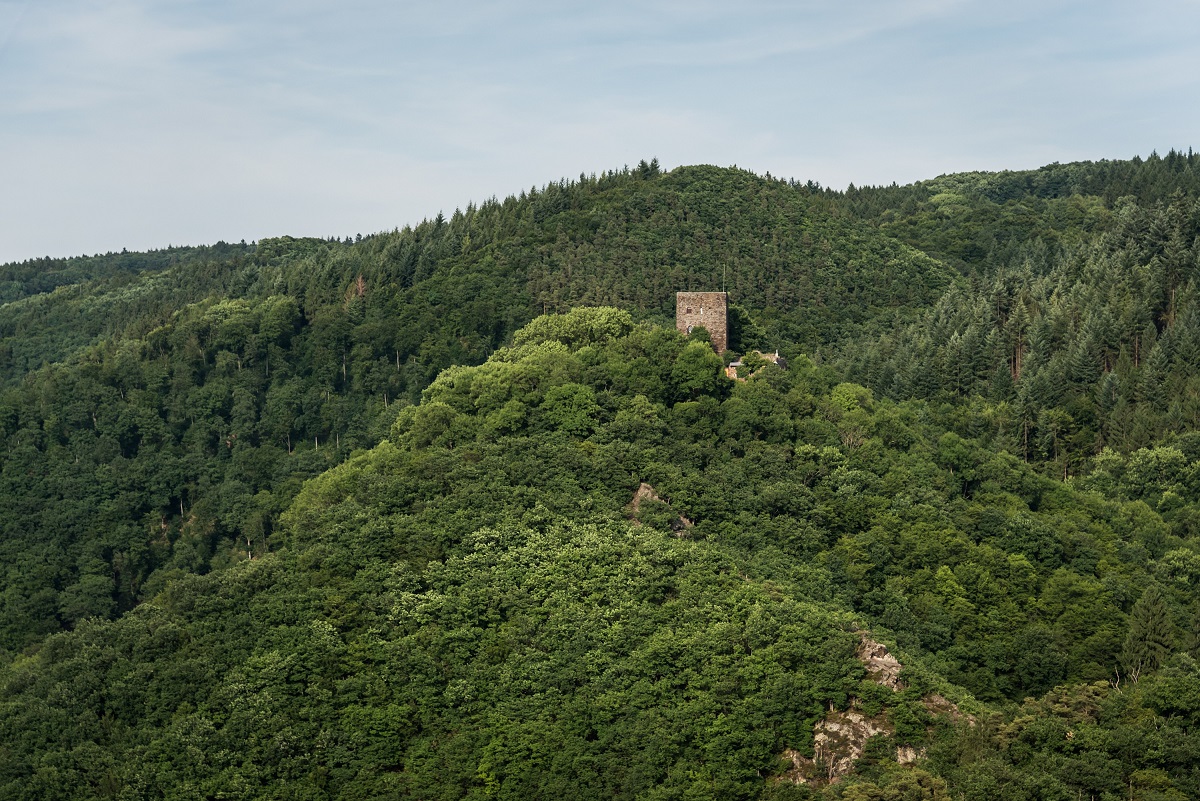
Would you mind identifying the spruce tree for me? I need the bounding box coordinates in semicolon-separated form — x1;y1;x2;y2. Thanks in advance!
1066;336;1100;386
1121;585;1175;681
1095;371;1121;413
1140;341;1170;408
989;362;1015;402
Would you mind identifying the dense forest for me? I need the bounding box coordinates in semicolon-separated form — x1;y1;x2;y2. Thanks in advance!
0;162;950;653
2;152;1200;799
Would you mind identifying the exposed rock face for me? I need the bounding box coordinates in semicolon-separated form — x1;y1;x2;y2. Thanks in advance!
921;693;966;722
858;635;904;690
779;749;815;784
625;482;693;534
777;634;963;786
627;482;660;516
813;709;892;781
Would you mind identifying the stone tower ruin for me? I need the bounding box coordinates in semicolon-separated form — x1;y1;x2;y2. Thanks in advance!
676;291;728;353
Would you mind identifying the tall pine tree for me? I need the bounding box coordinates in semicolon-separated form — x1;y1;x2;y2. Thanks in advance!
1121;584;1175;681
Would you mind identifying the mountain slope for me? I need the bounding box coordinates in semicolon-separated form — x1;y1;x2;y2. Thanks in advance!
3;309;1200;799
4;153;1200;798
0;165;953;653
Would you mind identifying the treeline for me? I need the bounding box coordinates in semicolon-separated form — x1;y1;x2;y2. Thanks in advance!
0;242;255;305
840;146;1200;268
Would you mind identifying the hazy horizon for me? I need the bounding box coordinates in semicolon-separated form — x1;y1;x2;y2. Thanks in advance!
2;0;1198;263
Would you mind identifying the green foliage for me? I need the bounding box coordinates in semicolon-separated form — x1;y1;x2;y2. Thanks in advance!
3;152;1200;798
0;164;960;651
5;304;1200;797
1122;584;1176;681
511;306;634;350
841;167;1200;486
671;340;728;400
728;303;768;353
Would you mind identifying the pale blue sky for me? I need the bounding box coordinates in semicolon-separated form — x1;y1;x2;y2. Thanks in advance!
1;0;1197;263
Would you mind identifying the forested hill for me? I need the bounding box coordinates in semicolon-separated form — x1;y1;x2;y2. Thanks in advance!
836;150;1200;474
0;163;950;652
2;308;1199;800
0;163;949;385
2;153;1200;798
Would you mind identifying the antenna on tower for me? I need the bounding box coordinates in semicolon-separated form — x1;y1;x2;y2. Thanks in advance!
723;264;727;293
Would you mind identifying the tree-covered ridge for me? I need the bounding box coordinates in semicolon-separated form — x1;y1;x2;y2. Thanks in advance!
5;150;1200;798
0;242;256;305
0;242;258;380
828;149;1200;293
0;164;956;653
0;164;952;385
840;165;1200;486
3;309;1200;800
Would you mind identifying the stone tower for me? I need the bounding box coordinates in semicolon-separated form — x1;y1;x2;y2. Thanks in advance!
676;291;728;353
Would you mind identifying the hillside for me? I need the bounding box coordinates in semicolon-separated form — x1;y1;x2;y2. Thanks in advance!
0;164;951;653
2;308;1199;799
1;154;1200;798
838;152;1200;476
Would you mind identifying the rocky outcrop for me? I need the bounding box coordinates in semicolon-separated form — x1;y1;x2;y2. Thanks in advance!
858;635;905;690
921;692;967;722
627;482;661;515
625;483;693;534
777;634;963;786
813;709;893;781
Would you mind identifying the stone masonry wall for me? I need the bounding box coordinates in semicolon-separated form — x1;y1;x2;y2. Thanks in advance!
676;291;728;353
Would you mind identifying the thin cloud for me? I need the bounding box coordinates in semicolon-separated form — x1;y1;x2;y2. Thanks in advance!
4;1;235;113
0;0;33;64
2;0;1199;262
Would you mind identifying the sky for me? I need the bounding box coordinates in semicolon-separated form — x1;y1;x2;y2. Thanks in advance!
1;0;1198;263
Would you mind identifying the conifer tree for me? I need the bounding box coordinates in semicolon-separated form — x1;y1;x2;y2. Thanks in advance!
989;362;1015;402
1095;371;1121;413
1121;585;1175;681
1140;341;1170;407
1066;337;1100;385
